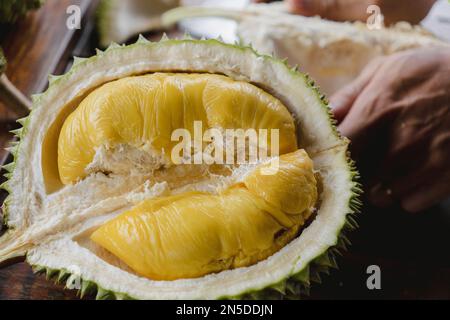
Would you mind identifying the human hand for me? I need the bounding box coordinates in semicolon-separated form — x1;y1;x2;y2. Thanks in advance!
286;0;436;25
331;48;450;213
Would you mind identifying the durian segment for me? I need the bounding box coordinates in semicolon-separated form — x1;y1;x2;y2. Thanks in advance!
90;149;316;280
244;149;317;215
57;73;297;185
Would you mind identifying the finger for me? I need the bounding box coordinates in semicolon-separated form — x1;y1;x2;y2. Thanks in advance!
331;57;383;123
288;0;373;22
400;175;450;213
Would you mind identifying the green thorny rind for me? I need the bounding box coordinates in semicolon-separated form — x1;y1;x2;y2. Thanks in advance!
1;114;31;228
28;206;359;301
0;0;44;24
31;265;135;300
2;35;362;299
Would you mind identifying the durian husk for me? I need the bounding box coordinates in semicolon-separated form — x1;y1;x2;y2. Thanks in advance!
0;36;362;300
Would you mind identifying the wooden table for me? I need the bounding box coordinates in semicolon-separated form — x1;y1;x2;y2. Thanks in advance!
0;0;449;300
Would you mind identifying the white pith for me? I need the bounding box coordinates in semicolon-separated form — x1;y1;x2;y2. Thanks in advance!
1;39;355;299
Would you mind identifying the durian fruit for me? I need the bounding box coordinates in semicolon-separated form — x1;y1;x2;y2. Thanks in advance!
97;0;179;48
0;0;44;24
0;36;361;300
163;2;449;95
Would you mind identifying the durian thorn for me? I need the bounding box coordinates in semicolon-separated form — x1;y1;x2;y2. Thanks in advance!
106;42;121;51
160;33;170;41
183;32;193;40
0;74;31;117
16;116;29;126
72;56;87;66
136;34;149;44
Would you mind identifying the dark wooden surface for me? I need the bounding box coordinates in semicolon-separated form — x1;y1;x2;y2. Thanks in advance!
0;0;449;300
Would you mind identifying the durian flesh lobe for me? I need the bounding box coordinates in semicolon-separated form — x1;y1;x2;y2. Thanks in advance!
90;150;317;280
0;38;361;299
57;73;297;185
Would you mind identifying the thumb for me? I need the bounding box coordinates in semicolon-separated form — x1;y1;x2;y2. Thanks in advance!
330;57;383;122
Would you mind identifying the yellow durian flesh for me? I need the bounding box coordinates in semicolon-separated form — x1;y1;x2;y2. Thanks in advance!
244;150;317;215
57;73;298;185
91;150;317;280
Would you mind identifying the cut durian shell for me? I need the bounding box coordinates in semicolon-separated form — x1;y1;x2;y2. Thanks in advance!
0;36;361;299
163;2;450;95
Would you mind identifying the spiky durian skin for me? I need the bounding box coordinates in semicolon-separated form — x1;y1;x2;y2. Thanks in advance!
1;36;362;299
0;0;44;24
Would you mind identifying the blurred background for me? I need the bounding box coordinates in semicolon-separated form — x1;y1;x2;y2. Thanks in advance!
0;0;449;299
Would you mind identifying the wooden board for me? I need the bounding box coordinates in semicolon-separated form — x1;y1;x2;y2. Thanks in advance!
0;0;449;300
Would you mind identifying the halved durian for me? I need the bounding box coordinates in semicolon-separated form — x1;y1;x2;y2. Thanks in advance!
0;36;361;300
